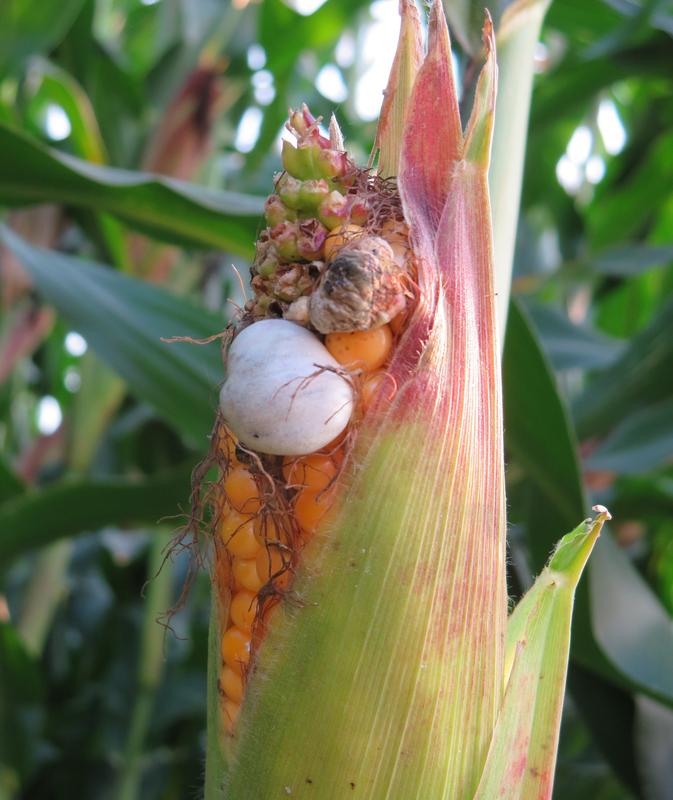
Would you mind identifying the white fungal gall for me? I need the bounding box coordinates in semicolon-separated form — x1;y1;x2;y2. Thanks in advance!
219;319;353;456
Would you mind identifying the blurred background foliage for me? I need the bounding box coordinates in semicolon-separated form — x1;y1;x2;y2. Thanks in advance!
1;0;672;798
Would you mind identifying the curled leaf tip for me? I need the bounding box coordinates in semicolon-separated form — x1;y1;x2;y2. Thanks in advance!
428;0;452;56
463;9;498;166
482;9;495;49
591;504;612;521
373;0;423;176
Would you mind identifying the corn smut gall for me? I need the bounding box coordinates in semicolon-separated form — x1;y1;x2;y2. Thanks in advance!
222;666;244;703
326;325;393;372
282;453;337;492
220;511;261;559
294;487;336;534
224;467;262;514
324;224;363;261
232;557;264;592
221;626;252;673
230;590;259;631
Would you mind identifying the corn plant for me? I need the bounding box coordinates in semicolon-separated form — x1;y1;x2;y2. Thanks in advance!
3;1;673;799
198;3;610;797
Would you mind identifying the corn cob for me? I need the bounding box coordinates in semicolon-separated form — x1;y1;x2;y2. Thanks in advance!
204;104;415;737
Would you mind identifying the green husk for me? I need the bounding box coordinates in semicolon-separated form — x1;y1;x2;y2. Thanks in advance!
474;507;611;798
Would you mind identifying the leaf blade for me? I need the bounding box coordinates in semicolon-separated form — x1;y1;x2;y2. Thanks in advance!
0;226;224;444
0;123;263;255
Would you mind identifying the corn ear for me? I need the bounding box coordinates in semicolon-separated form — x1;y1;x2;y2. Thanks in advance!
213;5;508;798
473;506;611;799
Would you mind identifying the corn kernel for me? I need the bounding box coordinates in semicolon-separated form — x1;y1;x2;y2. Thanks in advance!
256;544;293;591
220;510;261;559
221;626;251;673
222;666;244;703
324;224;363;261
294;487;335;534
326;325;393;372
232;557;264;593
282;453;337;492
230;590;259;632
362;371;388;410
224;467;262;514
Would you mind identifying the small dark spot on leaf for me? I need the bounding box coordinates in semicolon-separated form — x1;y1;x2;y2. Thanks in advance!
350;782;356;790
305;778;313;784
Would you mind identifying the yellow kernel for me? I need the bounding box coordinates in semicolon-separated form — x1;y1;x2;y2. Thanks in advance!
232;557;264;593
222;666;244;703
326;325;393;372
256;544;293;591
229;590;258;632
324;224;363;261
294;487;335;534
224;467;262;514
221;626;251;674
220;511;261;559
282;453;337;492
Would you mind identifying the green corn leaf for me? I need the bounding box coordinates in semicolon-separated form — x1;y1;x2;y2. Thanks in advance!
0;123;263;256
0;226;224;445
474;508;610;800
574;296;673;439
0;0;85;73
0;462;193;565
504;299;673;707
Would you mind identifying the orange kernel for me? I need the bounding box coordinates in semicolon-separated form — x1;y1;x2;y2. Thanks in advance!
326;325;393;372
220;511;261;559
224;467;262;514
362;371;388;410
229;590;259;632
256;544;293;591
253;514;286;547
324;224;363;261
294;487;335;534
232;557;264;593
222;666;244;703
282;453;337;492
221;626;251;674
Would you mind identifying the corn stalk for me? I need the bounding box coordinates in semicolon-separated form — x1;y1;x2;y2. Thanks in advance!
202;2;607;798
